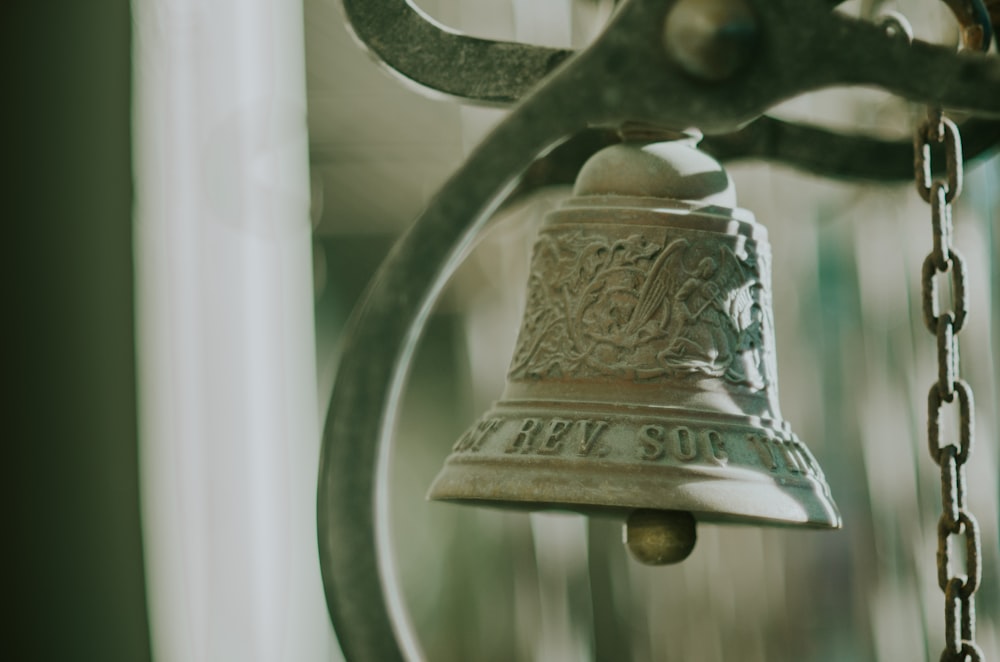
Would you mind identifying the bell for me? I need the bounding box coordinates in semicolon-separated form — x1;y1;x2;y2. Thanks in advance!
428;128;841;564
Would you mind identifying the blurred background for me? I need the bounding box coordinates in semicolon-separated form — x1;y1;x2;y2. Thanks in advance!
8;0;998;661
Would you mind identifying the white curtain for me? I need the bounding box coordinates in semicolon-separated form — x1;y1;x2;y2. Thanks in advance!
132;1;339;660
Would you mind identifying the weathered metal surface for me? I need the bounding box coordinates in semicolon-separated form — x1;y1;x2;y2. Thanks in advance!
702;116;1000;181
339;0;570;104
341;0;1000;118
428;138;841;537
663;0;759;81
915;111;984;662
339;0;1000;178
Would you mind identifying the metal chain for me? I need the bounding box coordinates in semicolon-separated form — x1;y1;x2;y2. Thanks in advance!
914;108;984;662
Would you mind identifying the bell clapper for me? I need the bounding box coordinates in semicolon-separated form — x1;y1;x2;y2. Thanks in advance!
624;509;697;566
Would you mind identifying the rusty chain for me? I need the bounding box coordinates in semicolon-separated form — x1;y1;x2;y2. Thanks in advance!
914;108;984;662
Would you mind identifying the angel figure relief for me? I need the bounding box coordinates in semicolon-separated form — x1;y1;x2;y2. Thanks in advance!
508;230;769;391
650;244;768;389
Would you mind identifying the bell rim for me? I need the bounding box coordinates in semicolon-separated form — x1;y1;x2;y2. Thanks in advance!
428;455;842;529
430;397;840;529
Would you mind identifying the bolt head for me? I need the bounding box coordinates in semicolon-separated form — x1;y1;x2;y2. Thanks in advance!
664;0;758;81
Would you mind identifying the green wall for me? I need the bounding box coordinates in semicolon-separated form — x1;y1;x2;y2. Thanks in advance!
7;3;151;661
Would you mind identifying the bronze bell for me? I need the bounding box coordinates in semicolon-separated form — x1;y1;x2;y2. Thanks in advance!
428;129;841;564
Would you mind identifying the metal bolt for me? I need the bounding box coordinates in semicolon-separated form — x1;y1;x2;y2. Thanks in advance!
663;0;758;81
624;509;697;565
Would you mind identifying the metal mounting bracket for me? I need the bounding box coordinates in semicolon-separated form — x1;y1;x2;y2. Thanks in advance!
317;2;1000;660
339;0;1000;180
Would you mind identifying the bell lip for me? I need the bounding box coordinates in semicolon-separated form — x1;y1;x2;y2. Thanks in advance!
431;397;840;528
427;455;842;530
430;496;843;530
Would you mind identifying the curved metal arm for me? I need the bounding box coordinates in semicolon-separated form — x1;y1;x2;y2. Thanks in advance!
340;0;571;104
316;58;592;662
340;0;1000;180
705;116;1000;180
504;118;1000;195
342;0;1000;120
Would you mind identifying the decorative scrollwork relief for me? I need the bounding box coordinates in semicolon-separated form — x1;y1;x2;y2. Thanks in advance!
508;227;774;390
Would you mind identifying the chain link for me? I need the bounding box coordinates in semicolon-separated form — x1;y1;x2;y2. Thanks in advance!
915;108;983;662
